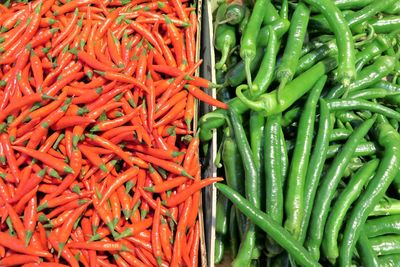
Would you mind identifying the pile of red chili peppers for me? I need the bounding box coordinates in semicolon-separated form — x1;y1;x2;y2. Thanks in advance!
0;0;226;266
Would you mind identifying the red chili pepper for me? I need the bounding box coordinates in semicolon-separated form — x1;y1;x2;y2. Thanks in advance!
52;0;94;15
154;98;187;128
156;60;202;108
67;241;130;252
0;232;52;258
135;152;192;178
85;133;134;167
129;20;161;53
107;29;124;68
13;146;74;174
97;7;121;37
0;93;53;122
98;167;139;207
153;22;176;68
94;70;149;94
185;84;228;109
47;229;80;267
5;202;26;241
90;107;140;132
77;50;121;72
170;196;192;267
57;203;89;255
53;9;79;47
164;177;223;207
1;133;21;181
0;254;41;266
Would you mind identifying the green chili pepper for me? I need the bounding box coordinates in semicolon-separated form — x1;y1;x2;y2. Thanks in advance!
239;7;251;33
252;27;279;94
240;0;269;88
280;0;288;19
250;111;265;175
199;59;336;141
348;88;400;100
370;235;400;256
233;224;257;266
344;157;365;175
215;183;322;267
379;254;400;267
345;0;397;30
357;229;380;267
298;30;389;76
264;114;284;255
333;0;374;10
303;0;356;86
214;2;228;28
355;34;394;71
369;16;400;33
365;215;400;238
262;1;282;25
339;120;400;266
329;128;352;141
257;18;290;47
292;98;330;242
215;24;236;70
370;198;400;217
296;39;337;75
281;106;301;127
326;142;378;159
384;1;400;14
229;109;260;265
336;111;363;124
216;194;230;235
279;128;289;181
229;110;260;208
214;235;225;264
306;115;376;260
225;47;264;87
225;3;246;25
276;3;310;102
236;60;335;117
300;35;334;57
222;129;247;238
285;76;327;241
322;159;379;264
374;80;400;94
229;206;240;258
327;55;397;98
222;128;245;196
326;99;400;120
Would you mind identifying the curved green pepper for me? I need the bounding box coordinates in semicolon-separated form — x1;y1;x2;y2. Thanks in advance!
215;24;236;70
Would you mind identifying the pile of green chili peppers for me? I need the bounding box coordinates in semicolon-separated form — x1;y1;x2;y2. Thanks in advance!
202;0;400;266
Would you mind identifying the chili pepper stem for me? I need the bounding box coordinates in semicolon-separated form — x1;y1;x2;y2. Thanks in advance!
244;58;252;89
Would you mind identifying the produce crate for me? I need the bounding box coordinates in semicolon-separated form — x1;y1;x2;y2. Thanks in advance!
195;0;214;266
199;0;219;266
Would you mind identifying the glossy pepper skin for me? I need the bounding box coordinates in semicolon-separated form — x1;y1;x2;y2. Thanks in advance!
239;0;269;88
339;119;400;267
229;108;260;266
199;58;336;141
302;0;356;86
215;24;236;70
215;183;322;267
306;116;376;260
284;75;326;241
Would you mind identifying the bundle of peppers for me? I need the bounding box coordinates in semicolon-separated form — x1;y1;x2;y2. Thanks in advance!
200;0;400;266
0;0;226;266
